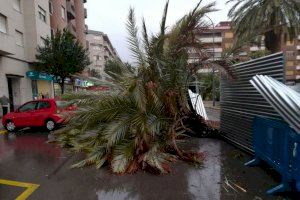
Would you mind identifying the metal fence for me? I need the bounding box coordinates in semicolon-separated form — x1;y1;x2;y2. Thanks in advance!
220;52;285;152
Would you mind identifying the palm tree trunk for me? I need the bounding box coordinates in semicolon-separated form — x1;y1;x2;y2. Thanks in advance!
265;30;282;54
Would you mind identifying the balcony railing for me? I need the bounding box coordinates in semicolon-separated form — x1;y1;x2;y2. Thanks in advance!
250;46;266;51
67;1;76;20
67;23;77;36
199;37;222;43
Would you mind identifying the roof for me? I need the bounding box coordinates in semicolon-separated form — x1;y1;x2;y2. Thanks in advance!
86;30;104;36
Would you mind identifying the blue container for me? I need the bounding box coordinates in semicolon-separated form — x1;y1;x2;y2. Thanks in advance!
245;116;300;194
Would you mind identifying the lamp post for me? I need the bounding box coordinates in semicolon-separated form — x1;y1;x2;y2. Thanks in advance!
205;15;216;107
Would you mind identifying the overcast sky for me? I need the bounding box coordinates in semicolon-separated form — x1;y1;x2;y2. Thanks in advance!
85;0;232;62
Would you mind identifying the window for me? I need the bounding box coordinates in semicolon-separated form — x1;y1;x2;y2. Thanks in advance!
239;51;248;56
94;36;102;40
13;0;21;12
0;14;7;33
93;55;100;61
37;101;51;109
19;102;37;112
286;51;295;58
15;30;23;46
61;6;66;20
49;1;53;15
93;46;101;50
38;6;46;22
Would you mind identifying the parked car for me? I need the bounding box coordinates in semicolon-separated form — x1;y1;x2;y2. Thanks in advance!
2;99;76;132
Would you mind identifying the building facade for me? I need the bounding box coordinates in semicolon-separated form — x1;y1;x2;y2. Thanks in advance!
50;0;87;47
0;0;52;113
0;0;88;114
86;30;119;81
193;21;300;85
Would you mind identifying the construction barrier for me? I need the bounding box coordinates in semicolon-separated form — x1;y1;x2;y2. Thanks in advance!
245;116;300;194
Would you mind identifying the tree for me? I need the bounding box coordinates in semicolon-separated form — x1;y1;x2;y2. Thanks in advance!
249;49;271;59
36;29;91;94
198;73;220;101
227;0;300;53
55;1;226;174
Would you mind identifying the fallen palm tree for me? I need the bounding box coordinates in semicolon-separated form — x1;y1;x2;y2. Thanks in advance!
55;0;226;174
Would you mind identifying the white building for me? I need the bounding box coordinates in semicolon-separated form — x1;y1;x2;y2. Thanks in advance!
0;0;53;113
86;30;119;81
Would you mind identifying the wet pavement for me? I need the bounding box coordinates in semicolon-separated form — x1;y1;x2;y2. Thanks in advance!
0;129;297;200
205;107;220;122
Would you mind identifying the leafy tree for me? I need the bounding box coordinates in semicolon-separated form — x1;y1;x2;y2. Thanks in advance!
36;29;91;94
249;49;271;59
197;73;220;101
89;68;102;79
227;0;300;53
55;1;227;174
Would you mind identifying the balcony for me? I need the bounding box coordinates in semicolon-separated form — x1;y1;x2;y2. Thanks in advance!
84;24;88;34
297;55;300;60
206;48;223;53
67;23;77;36
200;37;222;43
297;45;300;50
0;32;15;55
66;1;76;20
84;8;87;19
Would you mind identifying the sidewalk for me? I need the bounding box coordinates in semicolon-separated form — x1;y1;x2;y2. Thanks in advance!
0;118;6;134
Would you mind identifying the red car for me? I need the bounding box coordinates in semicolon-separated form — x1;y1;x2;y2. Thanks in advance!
2;99;76;132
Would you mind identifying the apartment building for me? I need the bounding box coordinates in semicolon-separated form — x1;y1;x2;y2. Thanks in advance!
49;0;87;47
0;0;52;113
86;30;119;81
193;21;300;85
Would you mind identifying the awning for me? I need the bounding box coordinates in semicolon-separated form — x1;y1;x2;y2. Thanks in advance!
26;71;53;81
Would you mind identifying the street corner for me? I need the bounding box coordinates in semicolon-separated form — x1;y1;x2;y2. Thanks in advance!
0;179;39;200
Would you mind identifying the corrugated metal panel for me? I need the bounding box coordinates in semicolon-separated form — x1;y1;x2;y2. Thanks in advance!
188;90;208;120
251;75;300;133
220;52;285;152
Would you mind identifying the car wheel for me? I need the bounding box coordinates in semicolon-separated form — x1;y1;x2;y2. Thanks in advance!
6;121;16;132
45;120;56;131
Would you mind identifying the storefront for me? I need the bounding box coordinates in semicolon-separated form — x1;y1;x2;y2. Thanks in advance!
26;71;54;99
74;78;94;91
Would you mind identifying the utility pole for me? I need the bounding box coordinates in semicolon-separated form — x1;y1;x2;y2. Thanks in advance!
205;15;216;107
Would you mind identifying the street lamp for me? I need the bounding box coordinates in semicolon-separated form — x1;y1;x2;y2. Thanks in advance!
205;15;216;107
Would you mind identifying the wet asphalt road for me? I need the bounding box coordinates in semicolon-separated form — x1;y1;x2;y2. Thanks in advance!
1;129;295;200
